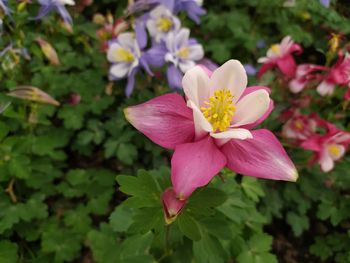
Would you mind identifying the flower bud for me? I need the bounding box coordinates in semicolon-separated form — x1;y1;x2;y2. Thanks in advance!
162;188;186;225
35;38;60;66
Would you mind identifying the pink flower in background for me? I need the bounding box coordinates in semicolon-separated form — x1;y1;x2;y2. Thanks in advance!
316;53;350;96
289;64;328;93
301;122;350;172
282;113;317;141
125;60;298;200
258;36;302;79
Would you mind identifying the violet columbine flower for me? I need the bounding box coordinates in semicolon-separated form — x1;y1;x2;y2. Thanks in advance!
124;60;298;200
146;5;181;43
164;28;204;88
144;28;204;88
107;32;151;96
35;0;75;25
258;36;302;79
301;121;350;172
128;0;205;24
173;0;205;24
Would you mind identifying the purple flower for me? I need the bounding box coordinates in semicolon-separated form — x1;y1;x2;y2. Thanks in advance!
135;5;180;49
319;0;330;7
173;0;205;24
256;40;266;49
146;5;181;43
34;0;75;25
0;0;9;16
107;32;152;96
243;64;257;76
128;0;206;24
145;28;204;89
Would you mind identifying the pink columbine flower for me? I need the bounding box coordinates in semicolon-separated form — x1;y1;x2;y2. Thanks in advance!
289;64;328;93
316;53;350;96
258;36;302;79
125;60;298;200
282;113;317;141
301;122;350;172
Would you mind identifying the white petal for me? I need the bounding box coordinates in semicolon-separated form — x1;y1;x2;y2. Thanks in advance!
258;57;268;63
187;100;212;138
320;151;334;172
110;63;130;78
231;89;270;127
107;43;122;62
179;60;195;73
209;60;247;103
118;32;136;50
317;81;335;96
211;128;252;147
289;79;306;93
150;5;171;18
187;44;204;61
182;66;210;107
175;28;190;49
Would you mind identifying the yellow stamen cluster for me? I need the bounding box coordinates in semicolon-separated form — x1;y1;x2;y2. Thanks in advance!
294;120;304;130
270;44;281;55
327;144;341;158
116;48;135;63
157;17;173;32
177;47;189;59
201;89;236;132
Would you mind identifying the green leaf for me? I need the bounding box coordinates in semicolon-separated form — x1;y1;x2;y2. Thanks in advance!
0;241;18;263
248;234;273;252
109;205;133;232
241;177;265;202
178;213;201;241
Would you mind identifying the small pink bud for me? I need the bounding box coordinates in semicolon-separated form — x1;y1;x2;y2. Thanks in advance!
162;188;187;225
69;93;81;105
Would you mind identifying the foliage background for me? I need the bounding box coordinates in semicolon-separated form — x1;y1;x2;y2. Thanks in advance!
1;0;350;262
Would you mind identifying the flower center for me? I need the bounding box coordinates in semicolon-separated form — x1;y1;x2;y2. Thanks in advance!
200;89;236;132
270;44;281;55
116;48;135;63
177;47;189;59
157;17;173;32
294;120;303;130
327;144;342;158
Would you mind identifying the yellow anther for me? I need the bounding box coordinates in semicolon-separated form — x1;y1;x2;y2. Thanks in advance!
201;89;236;132
177;47;189;59
157;17;173;32
294;120;303;130
327;144;341;158
116;48;134;63
270;44;281;55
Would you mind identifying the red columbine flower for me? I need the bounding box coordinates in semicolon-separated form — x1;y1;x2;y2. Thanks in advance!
124;60;298;200
316;53;350;96
301;120;350;172
282;112;317;141
258;36;302;79
289;64;328;93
